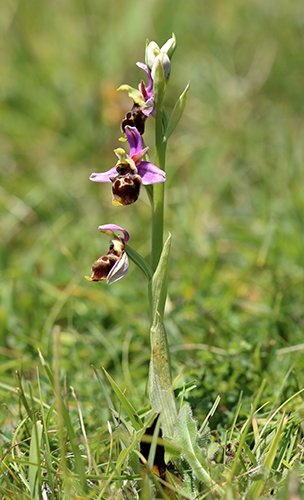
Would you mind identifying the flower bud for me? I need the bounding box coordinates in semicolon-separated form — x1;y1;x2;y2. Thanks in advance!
160;33;176;60
151;53;171;82
146;35;176;83
145;40;161;72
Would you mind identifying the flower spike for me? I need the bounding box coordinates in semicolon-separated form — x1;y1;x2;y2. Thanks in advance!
86;225;129;284
90;126;165;206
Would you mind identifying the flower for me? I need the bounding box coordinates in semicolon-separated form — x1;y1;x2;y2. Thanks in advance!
90;126;166;206
85;225;129;284
118;62;154;118
118;63;155;135
121;102;147;136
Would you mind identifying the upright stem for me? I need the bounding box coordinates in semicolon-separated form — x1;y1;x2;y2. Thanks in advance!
152;62;167;272
151;169;165;272
148;58;177;438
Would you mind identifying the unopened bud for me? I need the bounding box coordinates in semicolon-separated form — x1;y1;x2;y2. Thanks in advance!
151;52;171;82
145;40;161;72
161;33;176;60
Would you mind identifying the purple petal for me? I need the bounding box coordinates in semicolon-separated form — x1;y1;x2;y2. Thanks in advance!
98;224;130;243
137;161;166;185
90;166;117;183
107;252;129;284
136;62;153;92
125;126;142;156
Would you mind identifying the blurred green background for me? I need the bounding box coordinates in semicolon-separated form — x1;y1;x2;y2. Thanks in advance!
1;0;304;429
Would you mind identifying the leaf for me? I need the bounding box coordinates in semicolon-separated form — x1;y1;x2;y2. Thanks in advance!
92;365;117;426
149;232;171;326
165;82;190;141
174;381;197;399
148;234;176;437
230;379;267;478
174;404;220;490
199;395;221;433
40;352;88;494
103;368;143;431
149;312;177;438
29;420;43;500
110;408;137;447
249;413;285;499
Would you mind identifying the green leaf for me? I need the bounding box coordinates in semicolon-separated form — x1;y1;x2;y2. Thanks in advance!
165;82;190;141
60;400;88;493
29;420;43;500
92;365;117;421
149;232;171;326
37;368;55;496
174;404;220;490
102;368;143;431
249;413;285;499
174;381;197;399
199;395;221;433
110;408;137;447
40;351;88;494
148;234;176;437
230;379;267;478
148;312;177;438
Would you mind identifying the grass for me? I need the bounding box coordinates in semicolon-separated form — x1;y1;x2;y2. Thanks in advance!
1;0;304;497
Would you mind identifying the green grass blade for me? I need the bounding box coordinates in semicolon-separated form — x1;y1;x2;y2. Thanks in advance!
228;391;243;441
199;395;221;433
29;420;43;499
249;412;285;499
230;379;266;478
41;343;88;494
102;367;143;431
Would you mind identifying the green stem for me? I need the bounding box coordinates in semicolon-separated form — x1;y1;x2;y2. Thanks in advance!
151;181;165;272
148;59;177;437
152;63;167;271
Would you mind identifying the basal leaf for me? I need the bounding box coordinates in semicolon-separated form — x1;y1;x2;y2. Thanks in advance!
149;312;177;438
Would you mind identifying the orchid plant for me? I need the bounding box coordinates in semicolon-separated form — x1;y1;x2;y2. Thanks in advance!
88;34;189;440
